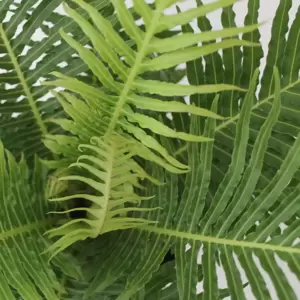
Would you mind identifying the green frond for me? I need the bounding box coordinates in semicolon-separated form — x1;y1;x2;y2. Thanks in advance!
259;0;292;99
46;133;166;257
206;0;300;197
195;0;224;107
43;0;258;175
82;138;180;298
0;0;114;161
139;68;300;299
240;0;263;88
83;65;300;298
219;4;243;117
0;142;80;299
3;1;300;299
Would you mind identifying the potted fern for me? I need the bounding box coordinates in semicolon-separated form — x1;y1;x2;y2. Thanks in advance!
1;0;300;299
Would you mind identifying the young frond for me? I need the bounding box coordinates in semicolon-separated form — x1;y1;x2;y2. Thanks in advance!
47;133;163;257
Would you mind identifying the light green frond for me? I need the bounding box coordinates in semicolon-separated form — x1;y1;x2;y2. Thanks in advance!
148;23;259;53
82;138;180;299
155;0;236;33
43;0;256;173
46;134;167;257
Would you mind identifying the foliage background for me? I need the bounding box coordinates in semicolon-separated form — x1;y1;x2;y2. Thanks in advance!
2;0;300;298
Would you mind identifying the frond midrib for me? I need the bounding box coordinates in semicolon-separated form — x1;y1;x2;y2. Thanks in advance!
104;8;162;138
0;24;47;135
217;78;300;132
0;219;53;241
175;77;300;157
143;226;300;254
98;141;114;235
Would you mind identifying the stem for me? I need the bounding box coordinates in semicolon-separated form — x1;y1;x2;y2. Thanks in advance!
174;79;300;156
143;225;300;254
104;10;162;138
216;80;300;132
0;219;53;241
0;24;47;135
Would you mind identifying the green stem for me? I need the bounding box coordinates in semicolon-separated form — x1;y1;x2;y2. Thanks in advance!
104;10;162;138
216;79;300;131
0;24;47;135
143;225;300;254
174;79;300;156
0;219;53;241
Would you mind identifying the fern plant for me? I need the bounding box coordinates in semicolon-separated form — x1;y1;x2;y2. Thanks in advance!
1;0;300;299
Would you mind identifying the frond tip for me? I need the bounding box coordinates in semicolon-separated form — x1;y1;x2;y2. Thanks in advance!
46;134;159;257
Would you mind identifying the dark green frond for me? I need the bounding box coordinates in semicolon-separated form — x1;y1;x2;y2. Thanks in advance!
0;143;80;299
210;0;300;194
0;0;113;161
141;68;300;299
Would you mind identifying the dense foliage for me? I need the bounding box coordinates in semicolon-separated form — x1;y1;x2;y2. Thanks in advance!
1;0;300;299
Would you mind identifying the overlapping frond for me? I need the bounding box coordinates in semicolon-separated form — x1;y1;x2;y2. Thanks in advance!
80;67;300;299
141;68;300;299
74;138;181;299
43;0;259;170
0;142;80;300
209;0;300;193
2;1;300;300
40;0;263;260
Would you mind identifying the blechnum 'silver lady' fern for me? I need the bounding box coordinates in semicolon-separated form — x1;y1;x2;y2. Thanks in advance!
42;0;258;255
1;0;300;299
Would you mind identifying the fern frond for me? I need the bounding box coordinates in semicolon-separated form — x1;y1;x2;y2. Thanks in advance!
46;133;165;257
43;0;259;173
139;68;300;299
0;143;80;299
0;0;114;160
200;0;300;197
241;0;263;88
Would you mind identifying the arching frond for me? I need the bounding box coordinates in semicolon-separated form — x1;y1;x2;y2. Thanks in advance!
41;0;261;257
80;66;300;299
43;0;258;169
140;68;300;299
2;1;300;299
